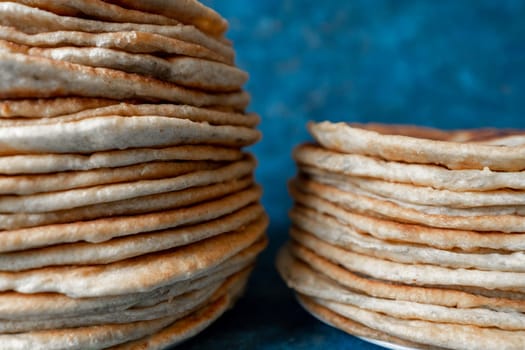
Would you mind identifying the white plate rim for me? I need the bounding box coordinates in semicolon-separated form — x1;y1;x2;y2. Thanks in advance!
357;336;420;350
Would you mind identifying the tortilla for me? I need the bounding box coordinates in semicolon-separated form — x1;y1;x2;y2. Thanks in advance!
294;143;525;191
0;40;247;92
0;145;243;175
0;161;221;195
1;177;253;230
302;165;525;208
0;2;233;61
0;26;230;63
297;295;440;350
0;157;255;213
0;217;267;297
278;249;525;330
291;242;525;312
308;171;525;216
0;102;260;128
0;53;249;109
292;229;525;292
0;204;264;271
316;296;525;350
309;121;525;171
0;98;116;118
292;177;525;232
0;260;252;320
104;0;228;37
290;185;525;251
290;206;525;272
1;0;181;25
0;185;262;252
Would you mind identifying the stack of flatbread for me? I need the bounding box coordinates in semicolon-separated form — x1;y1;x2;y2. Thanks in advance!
0;1;267;349
278;121;525;349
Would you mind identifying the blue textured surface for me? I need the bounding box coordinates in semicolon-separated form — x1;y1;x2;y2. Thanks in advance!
182;1;525;349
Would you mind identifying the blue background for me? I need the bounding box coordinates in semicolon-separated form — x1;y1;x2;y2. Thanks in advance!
183;1;525;349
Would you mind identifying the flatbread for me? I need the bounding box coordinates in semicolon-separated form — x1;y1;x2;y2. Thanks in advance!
0;40;247;92
297;295;441;350
290;206;525;272
109;297;229;350
0;204;264;271
0;185;262;252
0;275;243;350
278;249;525;330
0;53;249;109
104;0;228;37
0;145;243;175
0;257;253;320
292;177;525;232
290;185;525;251
0;115;259;156
0;102;260;128
309;121;525;171
309;170;525;216
0;98;116;118
0;281;221;333
0;266;251;334
1;177;253;230
316;296;525;350
302;165;525;208
0;160;221;195
110;269;251;350
292;229;525;292
291;242;525;312
0;26;230;63
294;143;525;191
0;157;255;213
0;2;234;61
0;217;267;297
2;0;181;25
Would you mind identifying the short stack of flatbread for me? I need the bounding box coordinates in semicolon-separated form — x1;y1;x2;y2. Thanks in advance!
278;121;525;349
0;1;267;349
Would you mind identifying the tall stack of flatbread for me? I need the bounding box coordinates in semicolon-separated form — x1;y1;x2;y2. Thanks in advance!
0;1;267;349
278;121;525;349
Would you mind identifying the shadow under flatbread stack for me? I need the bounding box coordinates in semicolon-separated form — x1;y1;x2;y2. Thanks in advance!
278;121;525;349
0;1;267;349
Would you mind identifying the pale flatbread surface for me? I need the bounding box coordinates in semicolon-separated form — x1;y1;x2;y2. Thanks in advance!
0;26;230;63
292;177;525;232
278;248;525;330
0;2;234;61
0;157;255;213
1;177;253;230
0;145;243;175
290;205;525;272
302;165;525;208
0;204;264;271
290;183;525;251
2;0;181;25
0;102;260;128
294;143;525;191
0;97;116;118
105;0;229;37
0;185;262;251
0;115;259;155
309;121;525;171
298;295;441;350
0;53;249;109
0;217;268;297
0;40;247;92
